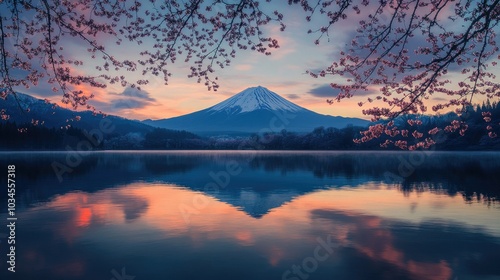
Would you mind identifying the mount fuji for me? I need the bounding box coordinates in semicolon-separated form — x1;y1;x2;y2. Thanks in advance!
144;86;369;134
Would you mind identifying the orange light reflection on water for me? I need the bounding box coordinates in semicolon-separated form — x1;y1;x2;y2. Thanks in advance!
22;182;500;280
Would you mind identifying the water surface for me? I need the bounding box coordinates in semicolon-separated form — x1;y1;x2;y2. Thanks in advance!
1;151;499;280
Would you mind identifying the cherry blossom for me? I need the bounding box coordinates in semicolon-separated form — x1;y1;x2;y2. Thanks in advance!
0;0;499;147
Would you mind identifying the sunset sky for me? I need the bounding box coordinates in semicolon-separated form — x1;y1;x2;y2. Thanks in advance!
16;2;497;121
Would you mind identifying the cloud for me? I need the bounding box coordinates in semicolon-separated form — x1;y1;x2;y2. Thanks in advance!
112;99;151;109
110;87;156;102
87;99;110;108
286;94;301;99
266;25;297;60
101;87;159;111
308;84;378;98
235;64;253;71
308;84;340;97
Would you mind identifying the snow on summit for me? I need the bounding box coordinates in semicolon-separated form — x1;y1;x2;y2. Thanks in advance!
208;86;304;114
144;85;369;132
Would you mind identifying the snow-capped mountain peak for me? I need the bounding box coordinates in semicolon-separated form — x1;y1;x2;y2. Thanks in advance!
207;86;304;114
144;86;369;133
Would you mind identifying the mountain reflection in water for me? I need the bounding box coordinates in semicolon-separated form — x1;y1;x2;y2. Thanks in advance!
0;151;499;280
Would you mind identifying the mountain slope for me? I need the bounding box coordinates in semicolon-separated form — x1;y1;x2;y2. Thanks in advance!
1;92;153;135
208;86;303;113
144;86;369;134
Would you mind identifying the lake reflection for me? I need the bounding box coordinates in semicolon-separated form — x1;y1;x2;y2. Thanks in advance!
1;151;500;280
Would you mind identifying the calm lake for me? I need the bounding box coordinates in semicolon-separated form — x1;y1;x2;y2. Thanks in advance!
1;151;499;280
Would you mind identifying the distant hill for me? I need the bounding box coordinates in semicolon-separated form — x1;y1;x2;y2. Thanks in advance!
2;90;498;151
1;92;153;136
144;86;370;134
0;91;203;150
